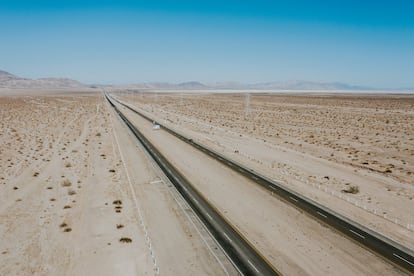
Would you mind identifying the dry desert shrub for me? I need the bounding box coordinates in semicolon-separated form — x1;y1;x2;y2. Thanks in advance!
113;199;122;212
61;179;72;187
116;224;124;229
64;162;72;168
119;237;132;243
342;185;360;194
68;189;76;196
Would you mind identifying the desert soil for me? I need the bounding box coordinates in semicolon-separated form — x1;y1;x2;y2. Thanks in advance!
0;91;233;275
115;92;414;252
114;96;407;275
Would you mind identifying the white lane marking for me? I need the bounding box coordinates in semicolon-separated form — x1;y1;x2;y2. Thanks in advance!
247;260;260;273
193;198;199;204
289;196;298;202
252;176;258;181
143;155;231;276
317;211;327;218
393;253;414;266
270;186;277;191
349;229;365;239
223;232;232;242
150;180;163;184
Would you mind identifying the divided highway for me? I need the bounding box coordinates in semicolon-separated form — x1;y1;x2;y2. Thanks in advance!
106;94;279;275
111;94;414;275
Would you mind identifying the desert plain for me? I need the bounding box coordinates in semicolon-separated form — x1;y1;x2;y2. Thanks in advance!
0;91;235;275
1;89;413;275
117;91;414;270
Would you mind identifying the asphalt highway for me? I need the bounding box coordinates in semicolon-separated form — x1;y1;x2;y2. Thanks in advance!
112;94;414;274
106;94;280;276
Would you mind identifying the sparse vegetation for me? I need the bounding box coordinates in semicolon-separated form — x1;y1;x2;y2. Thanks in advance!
68;189;76;196
119;237;132;243
62;179;72;187
109;169;116;173
64;162;72;168
113;199;122;212
33;172;39;177
1;88;413;274
342;185;359;194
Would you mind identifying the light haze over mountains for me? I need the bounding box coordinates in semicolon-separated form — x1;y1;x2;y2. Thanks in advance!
0;70;411;91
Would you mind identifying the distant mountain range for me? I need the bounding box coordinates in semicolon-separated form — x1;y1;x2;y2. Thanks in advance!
0;70;85;89
114;80;373;91
1;69;411;91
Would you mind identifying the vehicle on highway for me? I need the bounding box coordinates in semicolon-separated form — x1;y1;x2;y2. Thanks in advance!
152;121;160;130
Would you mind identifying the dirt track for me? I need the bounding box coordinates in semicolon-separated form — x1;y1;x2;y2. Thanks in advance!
0;92;231;275
115;96;403;275
117;92;414;251
1;90;412;275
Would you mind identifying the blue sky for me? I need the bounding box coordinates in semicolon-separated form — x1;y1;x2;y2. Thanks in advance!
1;0;413;87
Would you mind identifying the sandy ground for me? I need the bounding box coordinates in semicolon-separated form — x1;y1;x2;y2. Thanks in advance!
0;91;232;275
114;92;414;270
115;99;403;275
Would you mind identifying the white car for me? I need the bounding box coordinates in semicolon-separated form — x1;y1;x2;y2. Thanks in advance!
152;122;160;130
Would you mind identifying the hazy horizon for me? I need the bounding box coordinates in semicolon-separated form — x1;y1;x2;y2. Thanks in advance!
1;0;413;88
